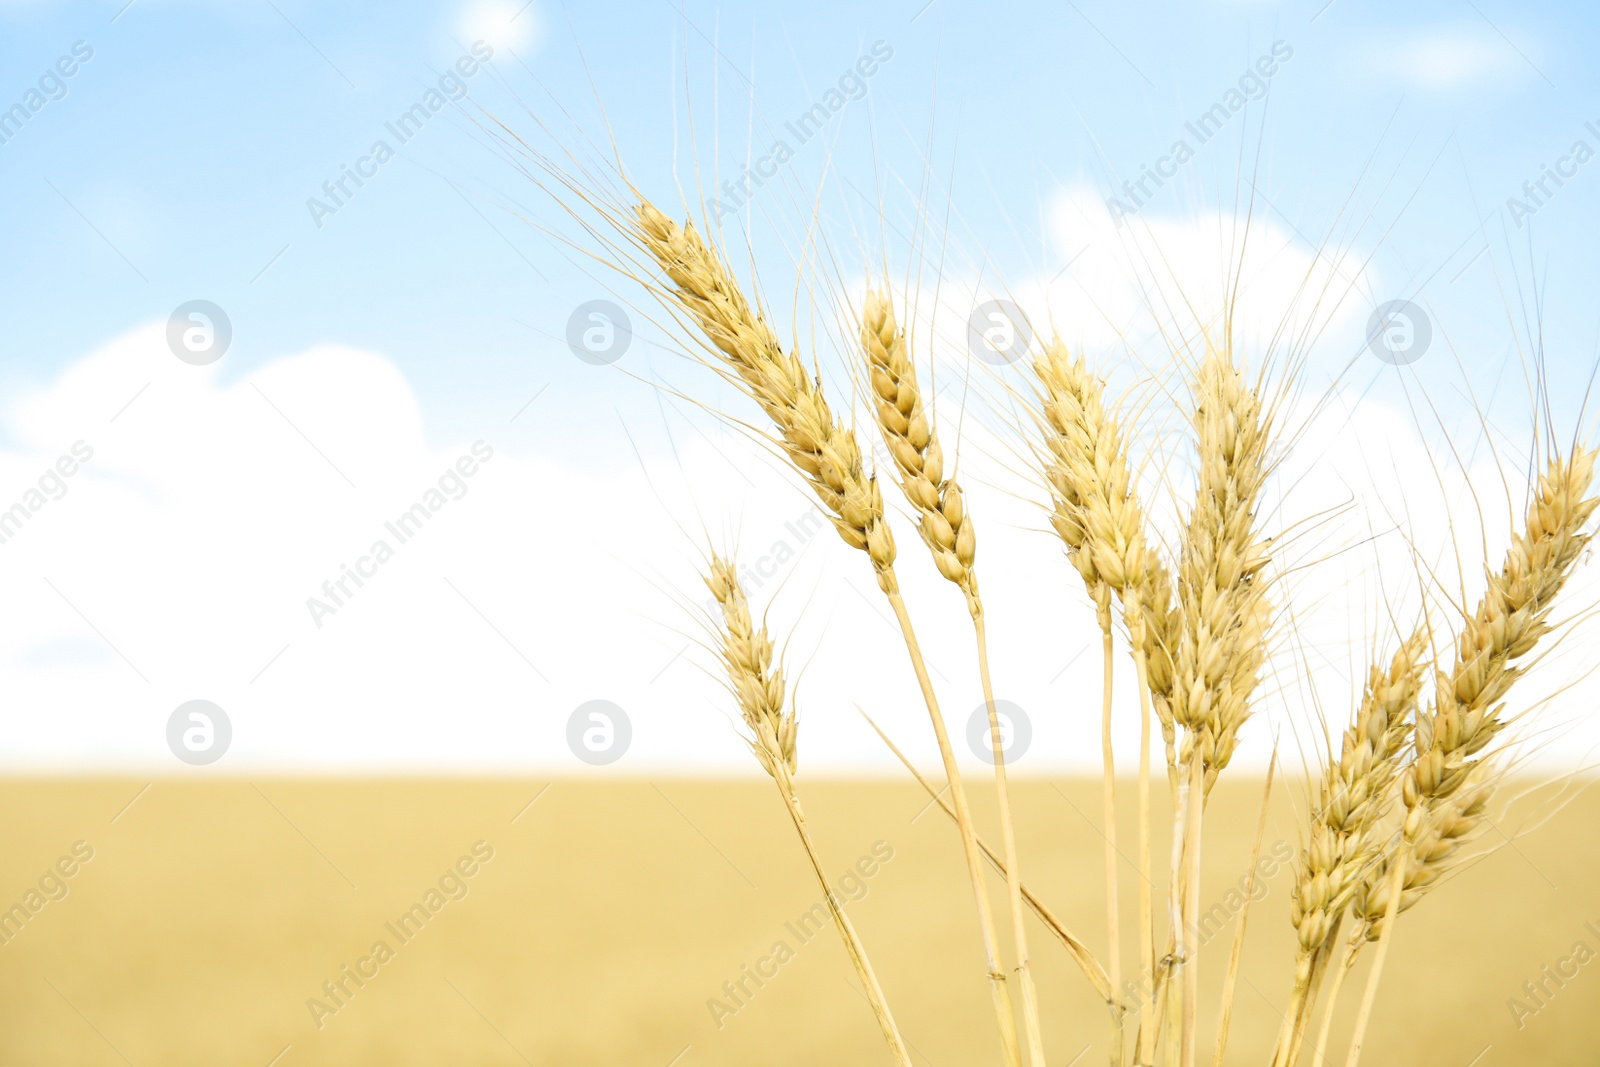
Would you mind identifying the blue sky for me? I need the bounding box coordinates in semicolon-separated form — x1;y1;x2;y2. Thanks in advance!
3;0;1600;771
3;0;1598;453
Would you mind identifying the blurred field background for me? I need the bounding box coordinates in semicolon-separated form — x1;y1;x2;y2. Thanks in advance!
0;777;1595;1065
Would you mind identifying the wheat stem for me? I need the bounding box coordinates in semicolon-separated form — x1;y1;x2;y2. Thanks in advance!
975;613;1049;1067
775;767;912;1065
888;592;1024;1067
1210;750;1278;1067
1341;858;1405;1067
1100;618;1126;1067
863;708;1118;1005
1180;755;1204;1067
1135;647;1158;1067
1309;944;1353;1067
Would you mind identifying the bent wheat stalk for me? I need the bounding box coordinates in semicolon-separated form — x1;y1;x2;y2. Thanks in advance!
706;555;910;1066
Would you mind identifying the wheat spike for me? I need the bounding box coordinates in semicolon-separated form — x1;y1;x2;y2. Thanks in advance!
636;204;898;593
705;556;797;778
1350;447;1598;942
1290;628;1429;963
1172;348;1274;789
1272;629;1429;1067
860;290;1048;1067
860;290;977;608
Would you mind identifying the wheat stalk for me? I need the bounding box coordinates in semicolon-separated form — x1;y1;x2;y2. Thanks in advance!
1032;337;1182;1066
705;555;910;1065
1272;628;1429;1067
1169;347;1275;1067
1336;447;1598;1067
861;289;1048;1066
632;204;1021;1067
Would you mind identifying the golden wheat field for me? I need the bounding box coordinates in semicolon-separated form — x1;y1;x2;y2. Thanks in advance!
0;777;1593;1065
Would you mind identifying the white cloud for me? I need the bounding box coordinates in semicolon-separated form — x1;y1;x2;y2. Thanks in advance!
3;188;1594;778
1369;26;1526;92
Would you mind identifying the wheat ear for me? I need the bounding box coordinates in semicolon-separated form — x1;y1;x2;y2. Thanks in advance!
636;204;898;592
1351;448;1597;944
706;556;910;1066
1338;447;1598;1067
633;205;1019;1067
1273;628;1429;1067
861;290;1047;1067
1170;347;1275;1067
1032;337;1182;1064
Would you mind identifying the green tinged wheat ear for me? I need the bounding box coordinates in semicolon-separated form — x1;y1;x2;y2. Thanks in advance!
636;204;898;593
1350;447;1599;942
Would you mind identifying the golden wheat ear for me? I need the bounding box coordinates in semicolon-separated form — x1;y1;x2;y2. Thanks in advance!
857;289;1048;1067
1030;334;1184;1067
1330;446;1599;1067
704;555;910;1066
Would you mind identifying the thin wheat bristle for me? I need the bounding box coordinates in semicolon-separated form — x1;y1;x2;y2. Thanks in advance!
860;290;978;607
1352;447;1599;940
636;203;899;593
